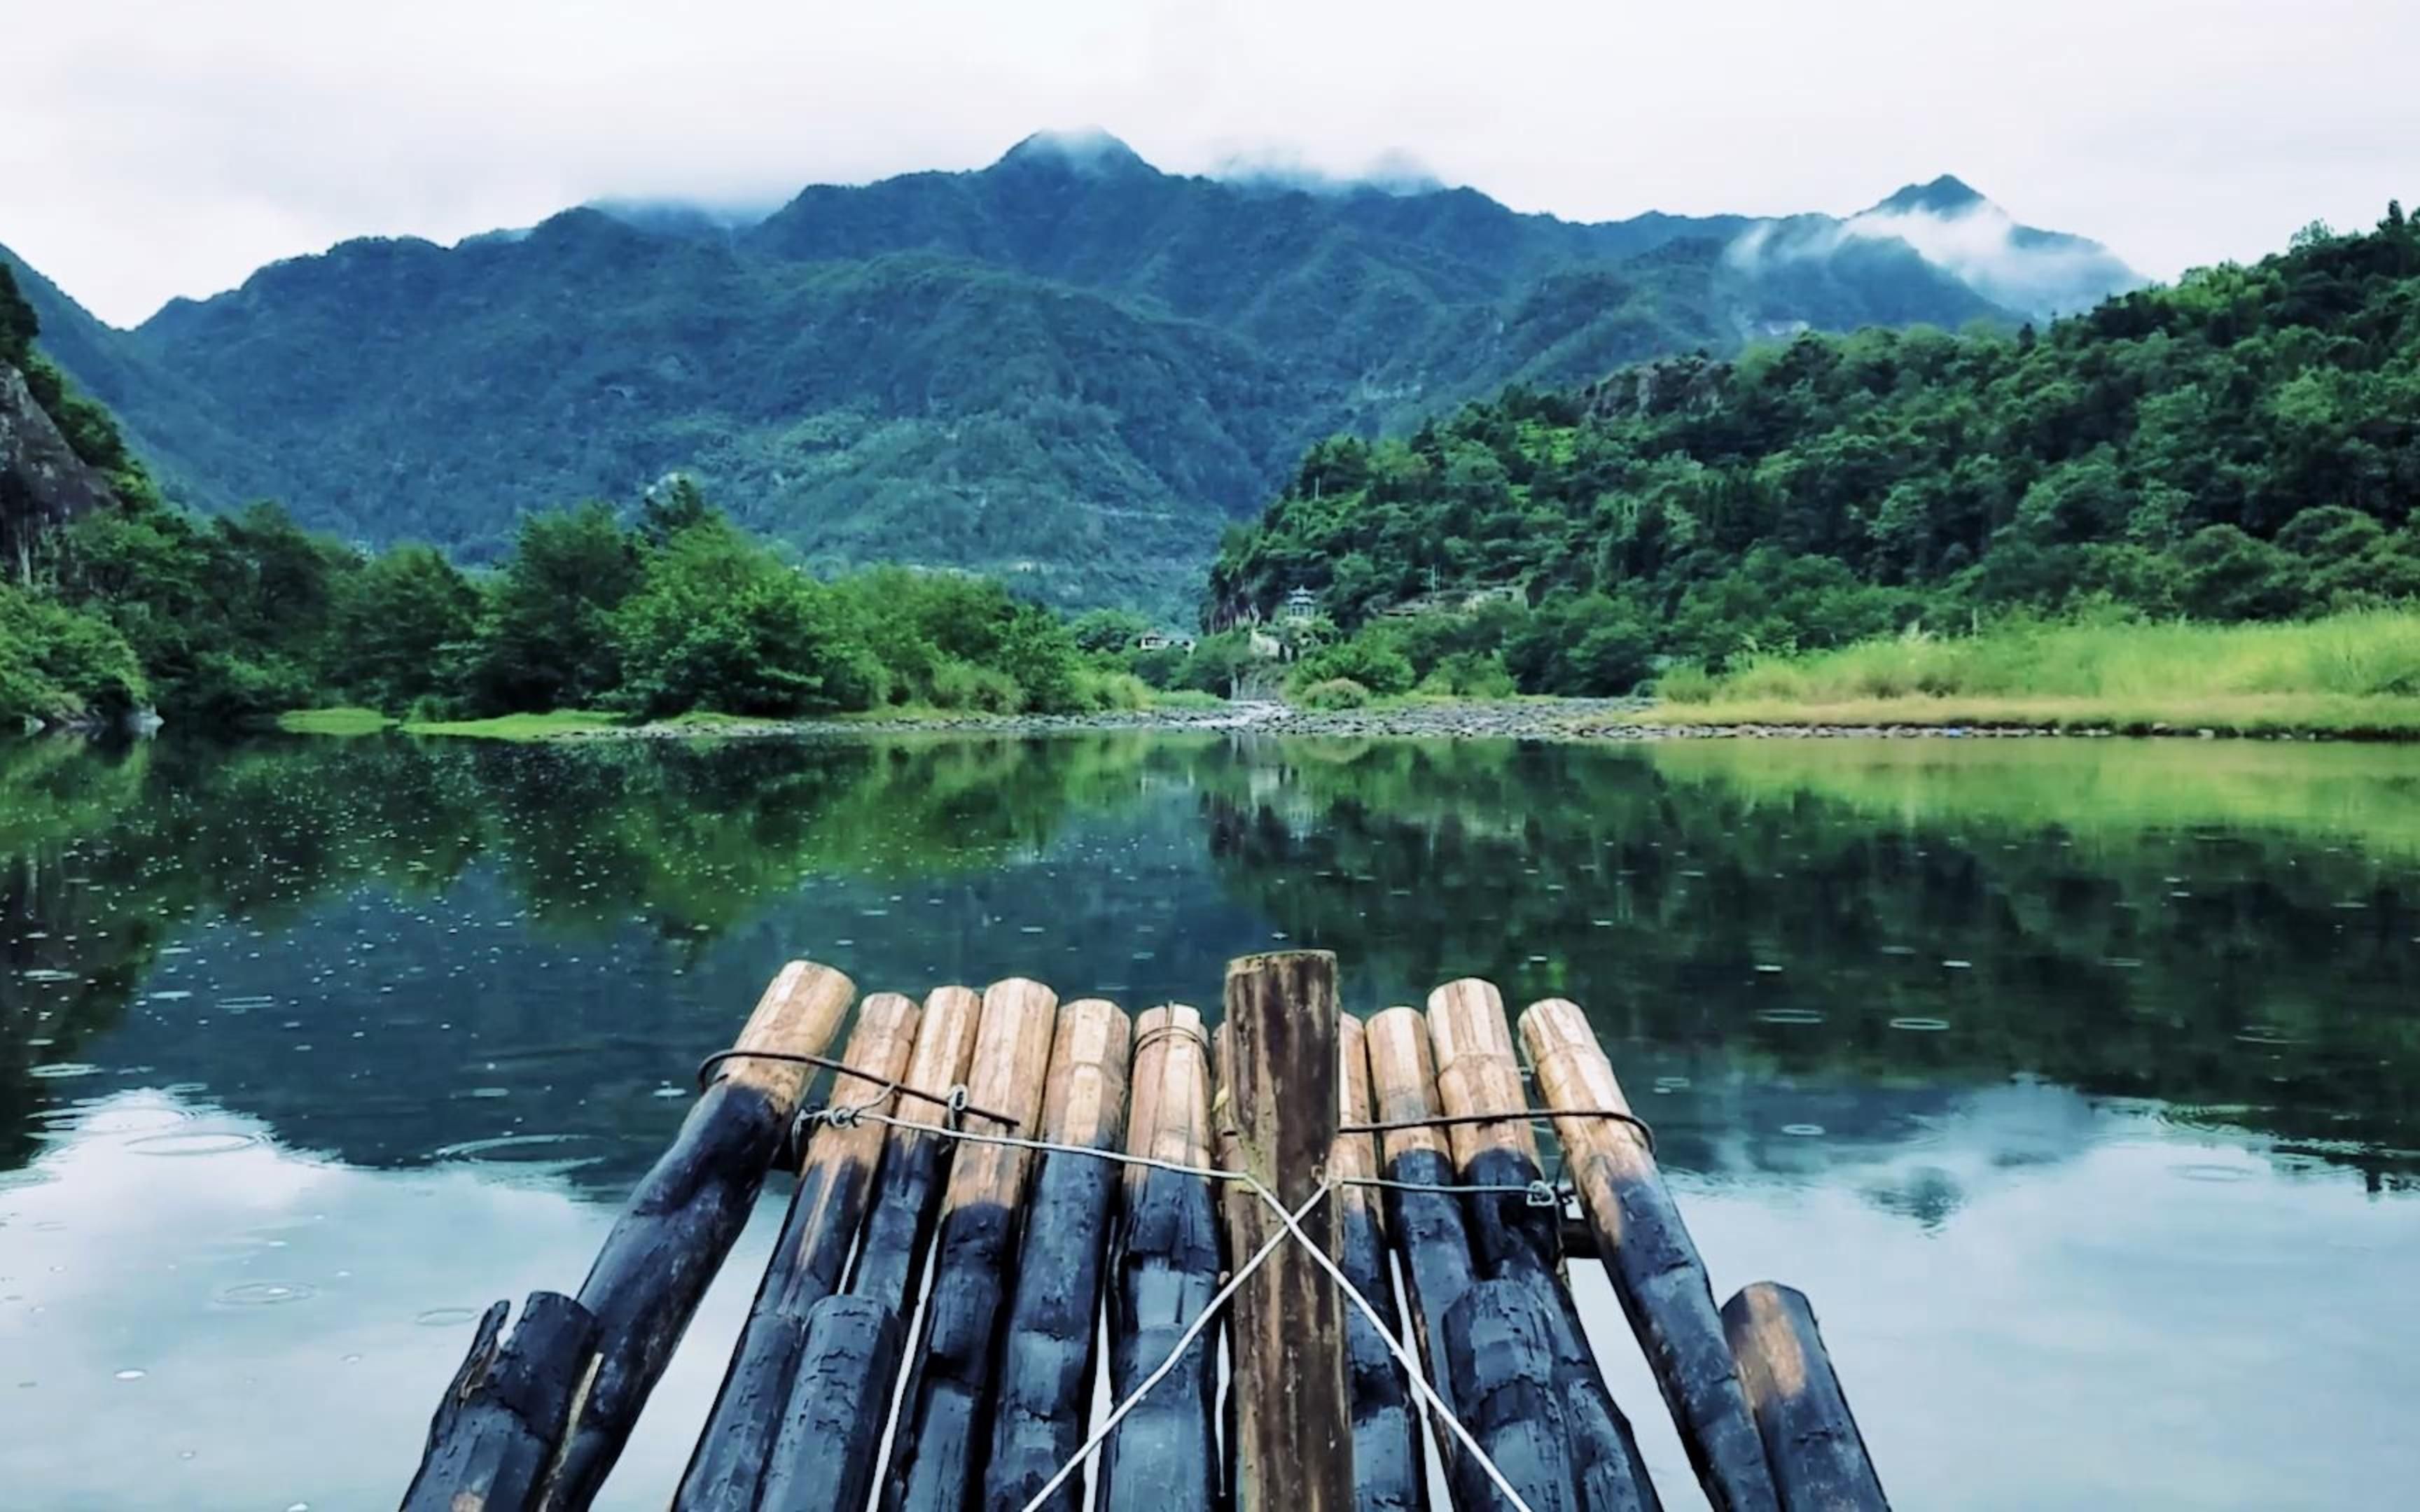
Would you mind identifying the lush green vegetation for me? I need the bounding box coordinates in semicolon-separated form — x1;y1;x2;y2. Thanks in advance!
5;295;1176;730
8;146;2125;614
40;489;1163;728
1211;206;2420;697
1649;610;2420;733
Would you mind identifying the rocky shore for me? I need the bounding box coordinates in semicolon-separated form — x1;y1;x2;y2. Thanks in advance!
568;699;2337;743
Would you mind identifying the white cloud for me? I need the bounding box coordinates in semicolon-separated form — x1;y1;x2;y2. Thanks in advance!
4;0;2415;326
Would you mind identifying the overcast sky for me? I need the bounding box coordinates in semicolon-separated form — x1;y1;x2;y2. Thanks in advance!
8;0;2416;327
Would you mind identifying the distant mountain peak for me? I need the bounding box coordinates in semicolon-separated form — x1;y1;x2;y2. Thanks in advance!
1869;175;1988;216
992;127;1155;177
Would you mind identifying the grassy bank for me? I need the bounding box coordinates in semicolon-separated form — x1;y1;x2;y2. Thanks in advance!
277;708;642;741
274;691;1239;742
1654;612;2420;736
1649;734;2420;857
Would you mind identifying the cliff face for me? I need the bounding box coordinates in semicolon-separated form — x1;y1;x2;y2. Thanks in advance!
0;361;114;580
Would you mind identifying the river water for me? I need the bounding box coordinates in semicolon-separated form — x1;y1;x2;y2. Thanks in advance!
2;732;2415;1508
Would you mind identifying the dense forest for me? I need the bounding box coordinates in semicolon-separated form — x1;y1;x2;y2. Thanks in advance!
1209;206;2420;698
4;137;2134;612
3;264;1146;729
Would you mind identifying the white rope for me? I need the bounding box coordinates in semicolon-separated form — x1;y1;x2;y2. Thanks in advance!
1242;1173;1541;1512
818;1106;1564;1202
1012;1183;1326;1512
814;1105;1539;1512
833;1106;1245;1185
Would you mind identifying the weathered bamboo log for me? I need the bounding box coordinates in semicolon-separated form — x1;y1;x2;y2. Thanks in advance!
1428;980;1658;1512
882;976;1061;1512
1364;1006;1480;1434
1720;1284;1887;1512
1335;1012;1427;1512
1444;1278;1588;1512
984;998;1134;1512
1219;950;1354;1512
1098;1004;1225;1512
1211;1022;1245;1511
1522;999;1779;1512
677;990;922;1511
539;960;857;1508
759;1295;902;1512
851;985;986;1315
399;1292;599;1512
759;986;982;1512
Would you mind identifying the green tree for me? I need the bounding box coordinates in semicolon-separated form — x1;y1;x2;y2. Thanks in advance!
337;546;480;711
614;519;877;718
468;505;641;712
1069;608;1153;655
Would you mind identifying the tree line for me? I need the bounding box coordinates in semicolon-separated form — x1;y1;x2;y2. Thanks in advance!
9;476;1157;729
1206;204;2420;696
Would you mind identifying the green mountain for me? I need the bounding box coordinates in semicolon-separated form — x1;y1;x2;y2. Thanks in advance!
4;132;2141;612
1208;207;2420;685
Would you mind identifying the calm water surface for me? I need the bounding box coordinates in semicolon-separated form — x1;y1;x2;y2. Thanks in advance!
2;732;2416;1509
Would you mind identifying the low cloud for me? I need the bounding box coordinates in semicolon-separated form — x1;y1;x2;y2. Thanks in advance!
1729;192;2145;320
1209;145;1445;197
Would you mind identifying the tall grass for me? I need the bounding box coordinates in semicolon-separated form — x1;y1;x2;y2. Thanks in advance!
1655;611;2420;734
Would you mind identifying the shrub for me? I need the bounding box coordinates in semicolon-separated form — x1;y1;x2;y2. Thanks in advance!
0;588;148;726
1073;667;1153;711
1653;662;1718;704
1298;677;1372;710
929;657;1024;713
1293;636;1414;696
1415;651;1517;698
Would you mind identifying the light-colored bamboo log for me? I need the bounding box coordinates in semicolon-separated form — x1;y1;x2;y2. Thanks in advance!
1523;997;1778;1512
1219;950;1354;1512
1426;977;1547;1176
1720;1284;1886;1511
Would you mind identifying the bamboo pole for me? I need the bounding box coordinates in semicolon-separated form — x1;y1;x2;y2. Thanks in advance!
677;990;922;1511
1219;950;1354;1512
1335;1013;1428;1512
882;976;1060;1512
851;985;985;1315
1098;1004;1224;1512
537;960;856;1507
1364;1005;1479;1430
759;986;982;1512
1522;998;1778;1512
1720;1284;1887;1512
1428;980;1657;1512
398;1293;599;1512
985;998;1134;1512
1444;1276;1590;1512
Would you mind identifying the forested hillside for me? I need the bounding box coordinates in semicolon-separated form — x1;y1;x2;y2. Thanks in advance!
1208;207;2420;695
2;264;1157;731
5;134;2136;612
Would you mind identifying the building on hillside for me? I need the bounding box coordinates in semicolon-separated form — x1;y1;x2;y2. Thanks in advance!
1280;587;1319;623
1136;631;1197;652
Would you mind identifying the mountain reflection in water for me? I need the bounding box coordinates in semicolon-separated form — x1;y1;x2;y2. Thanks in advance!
3;731;2416;1508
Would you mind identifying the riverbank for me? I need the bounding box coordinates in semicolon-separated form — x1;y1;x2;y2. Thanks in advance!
272;691;2420;743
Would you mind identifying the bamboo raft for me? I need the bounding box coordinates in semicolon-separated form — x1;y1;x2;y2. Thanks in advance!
401;951;1886;1512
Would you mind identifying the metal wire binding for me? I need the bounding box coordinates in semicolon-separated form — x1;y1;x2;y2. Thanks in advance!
693;1047;1017;1128
1341;1105;1657;1156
